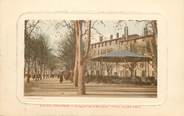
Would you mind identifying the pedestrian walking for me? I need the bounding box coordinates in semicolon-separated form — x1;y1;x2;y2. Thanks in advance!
59;73;63;83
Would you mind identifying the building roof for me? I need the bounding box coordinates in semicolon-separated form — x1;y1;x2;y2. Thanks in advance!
91;34;154;45
91;50;152;62
119;35;154;42
105;50;147;58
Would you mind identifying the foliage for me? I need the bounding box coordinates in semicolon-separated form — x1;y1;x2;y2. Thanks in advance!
57;31;76;70
24;20;57;79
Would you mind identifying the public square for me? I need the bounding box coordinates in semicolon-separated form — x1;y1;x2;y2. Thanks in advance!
24;77;157;97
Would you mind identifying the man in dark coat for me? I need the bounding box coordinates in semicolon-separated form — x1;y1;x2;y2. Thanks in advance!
59;72;63;83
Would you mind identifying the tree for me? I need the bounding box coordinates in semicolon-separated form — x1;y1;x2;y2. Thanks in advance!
54;21;79;86
73;20;92;95
24;20;40;83
74;20;106;94
25;20;58;82
74;20;83;94
57;30;76;71
56;20;102;94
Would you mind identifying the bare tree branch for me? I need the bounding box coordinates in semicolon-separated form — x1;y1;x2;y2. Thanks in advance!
63;20;74;30
25;20;40;39
91;27;103;36
83;20;91;60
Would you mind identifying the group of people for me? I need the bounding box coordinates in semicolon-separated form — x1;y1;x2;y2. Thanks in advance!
25;70;73;83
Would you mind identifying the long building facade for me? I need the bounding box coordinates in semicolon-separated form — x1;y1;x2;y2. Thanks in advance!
87;26;157;80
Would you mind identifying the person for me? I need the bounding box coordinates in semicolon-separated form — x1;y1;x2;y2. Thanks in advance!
59;72;63;83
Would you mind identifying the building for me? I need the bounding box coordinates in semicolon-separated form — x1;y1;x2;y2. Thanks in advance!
88;26;157;79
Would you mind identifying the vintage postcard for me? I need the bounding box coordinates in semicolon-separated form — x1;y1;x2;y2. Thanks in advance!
1;0;184;116
16;13;167;105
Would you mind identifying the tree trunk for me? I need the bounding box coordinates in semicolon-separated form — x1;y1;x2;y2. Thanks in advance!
24;60;27;78
150;20;157;77
27;58;31;83
34;59;38;79
73;46;78;87
73;59;78;87
78;62;86;95
43;65;45;79
74;20;86;95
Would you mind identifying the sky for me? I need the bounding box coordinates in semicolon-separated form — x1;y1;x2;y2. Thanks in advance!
36;20;147;53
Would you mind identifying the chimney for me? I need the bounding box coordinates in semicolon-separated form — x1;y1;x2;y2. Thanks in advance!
144;27;148;36
124;26;128;40
110;34;113;39
99;36;103;42
116;33;119;38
